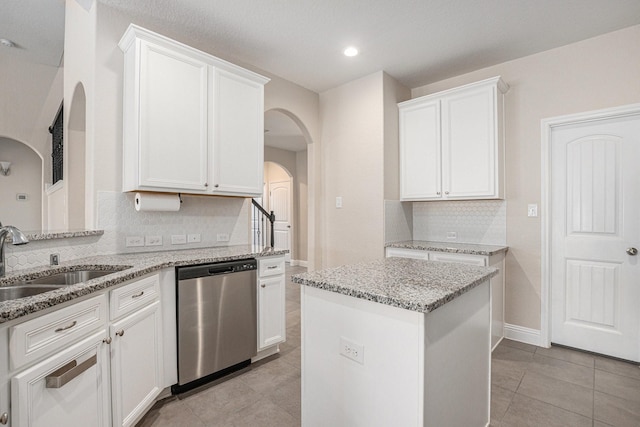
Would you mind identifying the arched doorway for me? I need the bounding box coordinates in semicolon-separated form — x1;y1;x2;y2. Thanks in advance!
264;109;310;266
0;137;43;230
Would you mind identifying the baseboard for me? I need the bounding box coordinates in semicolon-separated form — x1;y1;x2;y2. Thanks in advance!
290;259;308;267
504;323;542;347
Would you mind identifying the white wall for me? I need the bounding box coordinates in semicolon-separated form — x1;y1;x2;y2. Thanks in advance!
411;24;640;331
0;138;42;230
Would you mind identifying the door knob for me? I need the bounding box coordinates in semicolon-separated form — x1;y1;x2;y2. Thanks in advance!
627;247;638;256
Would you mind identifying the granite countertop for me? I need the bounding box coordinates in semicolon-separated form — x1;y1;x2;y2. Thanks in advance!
0;245;287;324
385;240;508;256
292;257;498;313
7;229;104;242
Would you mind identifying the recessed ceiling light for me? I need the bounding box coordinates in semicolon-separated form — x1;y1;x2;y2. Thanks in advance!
0;39;15;48
343;46;358;57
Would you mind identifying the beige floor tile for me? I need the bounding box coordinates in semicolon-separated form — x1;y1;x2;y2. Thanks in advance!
500;394;592;427
491;345;534;392
223;397;299;427
238;357;300;394
181;375;260;423
491;385;514;423
595;356;640;381
501;339;537;353
528;353;594;388
595;369;640;404
594;391;640;427
535;345;595;368
136;398;205;427
516;371;593;417
267;376;301;420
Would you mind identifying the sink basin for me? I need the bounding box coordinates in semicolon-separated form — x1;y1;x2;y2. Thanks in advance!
0;284;63;303
27;269;124;285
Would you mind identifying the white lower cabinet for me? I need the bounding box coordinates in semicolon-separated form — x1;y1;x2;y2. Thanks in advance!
256;256;286;355
11;330;111;427
110;301;163;427
4;274;164;427
258;276;286;350
386;247;505;350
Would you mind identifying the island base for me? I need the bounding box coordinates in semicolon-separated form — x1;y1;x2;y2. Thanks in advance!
301;281;491;427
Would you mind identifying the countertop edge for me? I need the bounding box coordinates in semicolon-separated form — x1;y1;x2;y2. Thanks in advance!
385;240;508;256
0;246;287;324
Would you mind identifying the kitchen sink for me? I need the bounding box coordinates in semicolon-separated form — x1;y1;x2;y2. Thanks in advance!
26;268;126;285
0;284;63;303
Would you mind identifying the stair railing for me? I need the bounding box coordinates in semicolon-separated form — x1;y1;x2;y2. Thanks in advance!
251;199;275;248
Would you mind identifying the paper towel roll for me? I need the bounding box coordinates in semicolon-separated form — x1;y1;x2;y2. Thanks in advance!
134;193;181;212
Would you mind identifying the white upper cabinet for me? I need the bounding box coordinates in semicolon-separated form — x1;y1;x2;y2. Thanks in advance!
399;77;508;201
119;25;269;197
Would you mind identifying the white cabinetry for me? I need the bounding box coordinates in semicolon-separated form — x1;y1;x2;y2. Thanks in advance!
399;77;508;201
256;256;286;357
386;247;505;349
4;274;164;427
109;275;163;427
11;331;111;427
119;24;268;197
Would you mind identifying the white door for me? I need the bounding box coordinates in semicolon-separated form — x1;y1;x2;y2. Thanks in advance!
269;180;292;262
550;113;640;361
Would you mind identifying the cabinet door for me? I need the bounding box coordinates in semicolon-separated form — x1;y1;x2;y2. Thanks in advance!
211;69;264;196
258;276;286;350
110;301;163;427
441;85;497;198
137;41;209;191
11;331;110;427
399;100;442;200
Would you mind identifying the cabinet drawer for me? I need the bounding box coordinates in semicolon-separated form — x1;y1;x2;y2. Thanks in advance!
385;248;429;260
10;294;107;370
428;252;486;266
258;256;285;278
110;274;160;320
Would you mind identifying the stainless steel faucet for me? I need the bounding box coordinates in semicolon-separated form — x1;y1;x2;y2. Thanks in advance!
0;224;29;276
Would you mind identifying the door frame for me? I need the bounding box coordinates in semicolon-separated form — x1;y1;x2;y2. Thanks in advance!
540;103;640;348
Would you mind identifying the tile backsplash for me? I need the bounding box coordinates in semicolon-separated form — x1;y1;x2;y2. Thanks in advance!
96;191;250;254
384;200;413;244
4;192;251;273
413;200;506;245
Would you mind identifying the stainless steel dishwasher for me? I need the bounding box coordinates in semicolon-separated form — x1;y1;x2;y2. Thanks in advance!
173;259;257;393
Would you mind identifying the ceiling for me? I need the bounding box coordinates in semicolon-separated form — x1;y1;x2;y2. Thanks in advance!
2;0;639;143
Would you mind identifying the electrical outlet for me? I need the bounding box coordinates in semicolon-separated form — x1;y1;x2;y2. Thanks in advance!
335;196;343;208
446;231;457;240
217;233;230;242
171;234;187;245
145;235;163;246
339;337;364;364
527;204;538;217
126;236;145;247
187;233;201;243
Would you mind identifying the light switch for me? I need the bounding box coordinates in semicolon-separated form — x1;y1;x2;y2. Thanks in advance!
527;204;538;217
336;196;343;208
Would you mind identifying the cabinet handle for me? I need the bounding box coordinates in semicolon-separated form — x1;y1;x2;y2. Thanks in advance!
214;184;219;188
116;330;125;337
131;291;144;298
45;354;97;389
103;337;112;344
54;320;77;333
204;183;208;187
444;191;449;195
261;284;266;288
436;192;441;195
267;265;278;270
0;412;7;425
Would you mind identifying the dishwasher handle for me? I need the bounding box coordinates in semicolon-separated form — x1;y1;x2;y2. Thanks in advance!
208;265;234;275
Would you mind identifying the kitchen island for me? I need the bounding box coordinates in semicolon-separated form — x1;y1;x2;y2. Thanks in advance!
292;257;498;427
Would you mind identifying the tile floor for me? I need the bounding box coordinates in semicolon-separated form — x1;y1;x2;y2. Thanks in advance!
138;264;640;427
